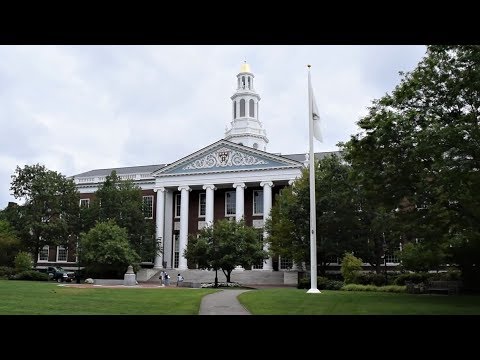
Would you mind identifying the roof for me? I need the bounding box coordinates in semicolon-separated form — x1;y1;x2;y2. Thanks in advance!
72;151;342;178
72;164;166;178
281;151;342;162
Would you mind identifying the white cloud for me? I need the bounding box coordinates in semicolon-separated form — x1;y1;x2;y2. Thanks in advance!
0;45;426;208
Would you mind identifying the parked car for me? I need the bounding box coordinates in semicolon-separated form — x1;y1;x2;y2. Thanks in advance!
47;266;75;282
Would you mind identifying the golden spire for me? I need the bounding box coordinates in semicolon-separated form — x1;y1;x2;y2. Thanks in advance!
240;60;251;73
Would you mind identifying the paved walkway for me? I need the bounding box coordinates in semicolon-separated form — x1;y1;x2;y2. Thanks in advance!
199;289;252;315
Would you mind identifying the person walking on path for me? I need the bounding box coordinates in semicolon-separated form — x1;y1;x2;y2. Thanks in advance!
158;270;165;287
164;272;170;286
177;273;184;287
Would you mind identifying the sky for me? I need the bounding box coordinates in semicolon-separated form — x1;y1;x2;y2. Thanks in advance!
0;45;427;208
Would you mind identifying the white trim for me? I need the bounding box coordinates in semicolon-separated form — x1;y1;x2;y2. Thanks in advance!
175;193;181;218
38;245;49;263
56;245;68;263
152;139;302;176
253;189;264;215
225;191;236;217
198;192;206;218
79;198;90;208
142;195;154;219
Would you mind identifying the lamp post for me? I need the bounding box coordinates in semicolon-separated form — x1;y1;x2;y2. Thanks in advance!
213;243;219;288
76;241;81;284
382;236;388;285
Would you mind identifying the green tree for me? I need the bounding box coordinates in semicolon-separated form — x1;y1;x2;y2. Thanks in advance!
184;219;268;284
266;155;360;274
0;220;21;267
340;252;363;284
84;171;156;262
397;242;445;273
343;46;480;286
79;220;140;278
9;164;80;265
14;251;33;272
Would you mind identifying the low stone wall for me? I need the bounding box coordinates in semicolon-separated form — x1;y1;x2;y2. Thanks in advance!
93;279;125;286
177;281;202;288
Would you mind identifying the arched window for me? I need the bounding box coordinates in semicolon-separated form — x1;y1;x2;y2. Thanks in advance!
240;99;245;117
249;99;255;117
242;76;245;89
248;77;251;89
233;101;236;119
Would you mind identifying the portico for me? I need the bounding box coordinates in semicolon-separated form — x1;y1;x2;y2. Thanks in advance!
151;139;303;270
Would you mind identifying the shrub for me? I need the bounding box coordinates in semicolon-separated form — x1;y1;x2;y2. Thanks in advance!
354;272;387;286
342;284;406;293
12;270;49;281
0;266;15;278
340;252;363;284
14;252;33;273
325;280;344;290
394;272;430;285
297;277;343;290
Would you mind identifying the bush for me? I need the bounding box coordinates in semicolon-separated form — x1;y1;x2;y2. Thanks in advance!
354;272;387;286
297;277;344;290
325;280;344;290
340;252;363;284
14;252;33;272
342;284;406;293
394;272;430;285
0;266;15;278
12;270;49;281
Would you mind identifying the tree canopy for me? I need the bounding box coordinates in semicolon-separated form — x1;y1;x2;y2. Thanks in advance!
80;220;140;278
184;219;268;283
9;164;80;265
343;45;480;286
266;155;362;274
81;171;156;262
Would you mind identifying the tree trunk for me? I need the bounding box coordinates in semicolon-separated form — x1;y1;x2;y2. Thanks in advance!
221;269;233;283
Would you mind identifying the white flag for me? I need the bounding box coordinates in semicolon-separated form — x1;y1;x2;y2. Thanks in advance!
309;80;323;142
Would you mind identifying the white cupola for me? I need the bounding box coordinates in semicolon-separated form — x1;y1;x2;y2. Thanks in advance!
224;62;269;151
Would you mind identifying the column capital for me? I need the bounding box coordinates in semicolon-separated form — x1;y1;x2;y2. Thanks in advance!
153;186;166;193
232;182;246;189
178;185;191;192
202;184;217;191
260;181;274;188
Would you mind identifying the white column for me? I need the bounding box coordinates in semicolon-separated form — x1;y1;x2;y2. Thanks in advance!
233;182;246;221
260;181;274;270
153;187;165;269
163;190;173;268
233;182;246;271
178;185;191;270
203;184;216;226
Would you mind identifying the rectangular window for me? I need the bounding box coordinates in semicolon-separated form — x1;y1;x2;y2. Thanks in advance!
279;256;293;270
225;191;236;216
79;199;90;208
56;246;68;262
174;233;180;268
38;245;49;262
199;193;206;217
143;195;154;219
175;194;181;218
253;190;263;215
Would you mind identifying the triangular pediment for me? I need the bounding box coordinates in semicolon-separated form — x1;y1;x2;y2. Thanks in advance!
152;140;302;177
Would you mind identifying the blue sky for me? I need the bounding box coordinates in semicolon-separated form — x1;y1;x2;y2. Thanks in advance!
0;45;427;208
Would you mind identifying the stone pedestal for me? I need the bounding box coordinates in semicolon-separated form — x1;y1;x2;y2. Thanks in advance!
123;265;137;286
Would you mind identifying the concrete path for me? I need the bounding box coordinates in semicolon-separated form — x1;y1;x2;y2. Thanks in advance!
199;289;252;315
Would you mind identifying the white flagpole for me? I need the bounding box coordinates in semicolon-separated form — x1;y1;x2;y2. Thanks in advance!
307;65;320;294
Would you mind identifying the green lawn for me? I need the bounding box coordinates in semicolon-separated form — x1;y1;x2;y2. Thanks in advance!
0;280;217;315
238;288;480;315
